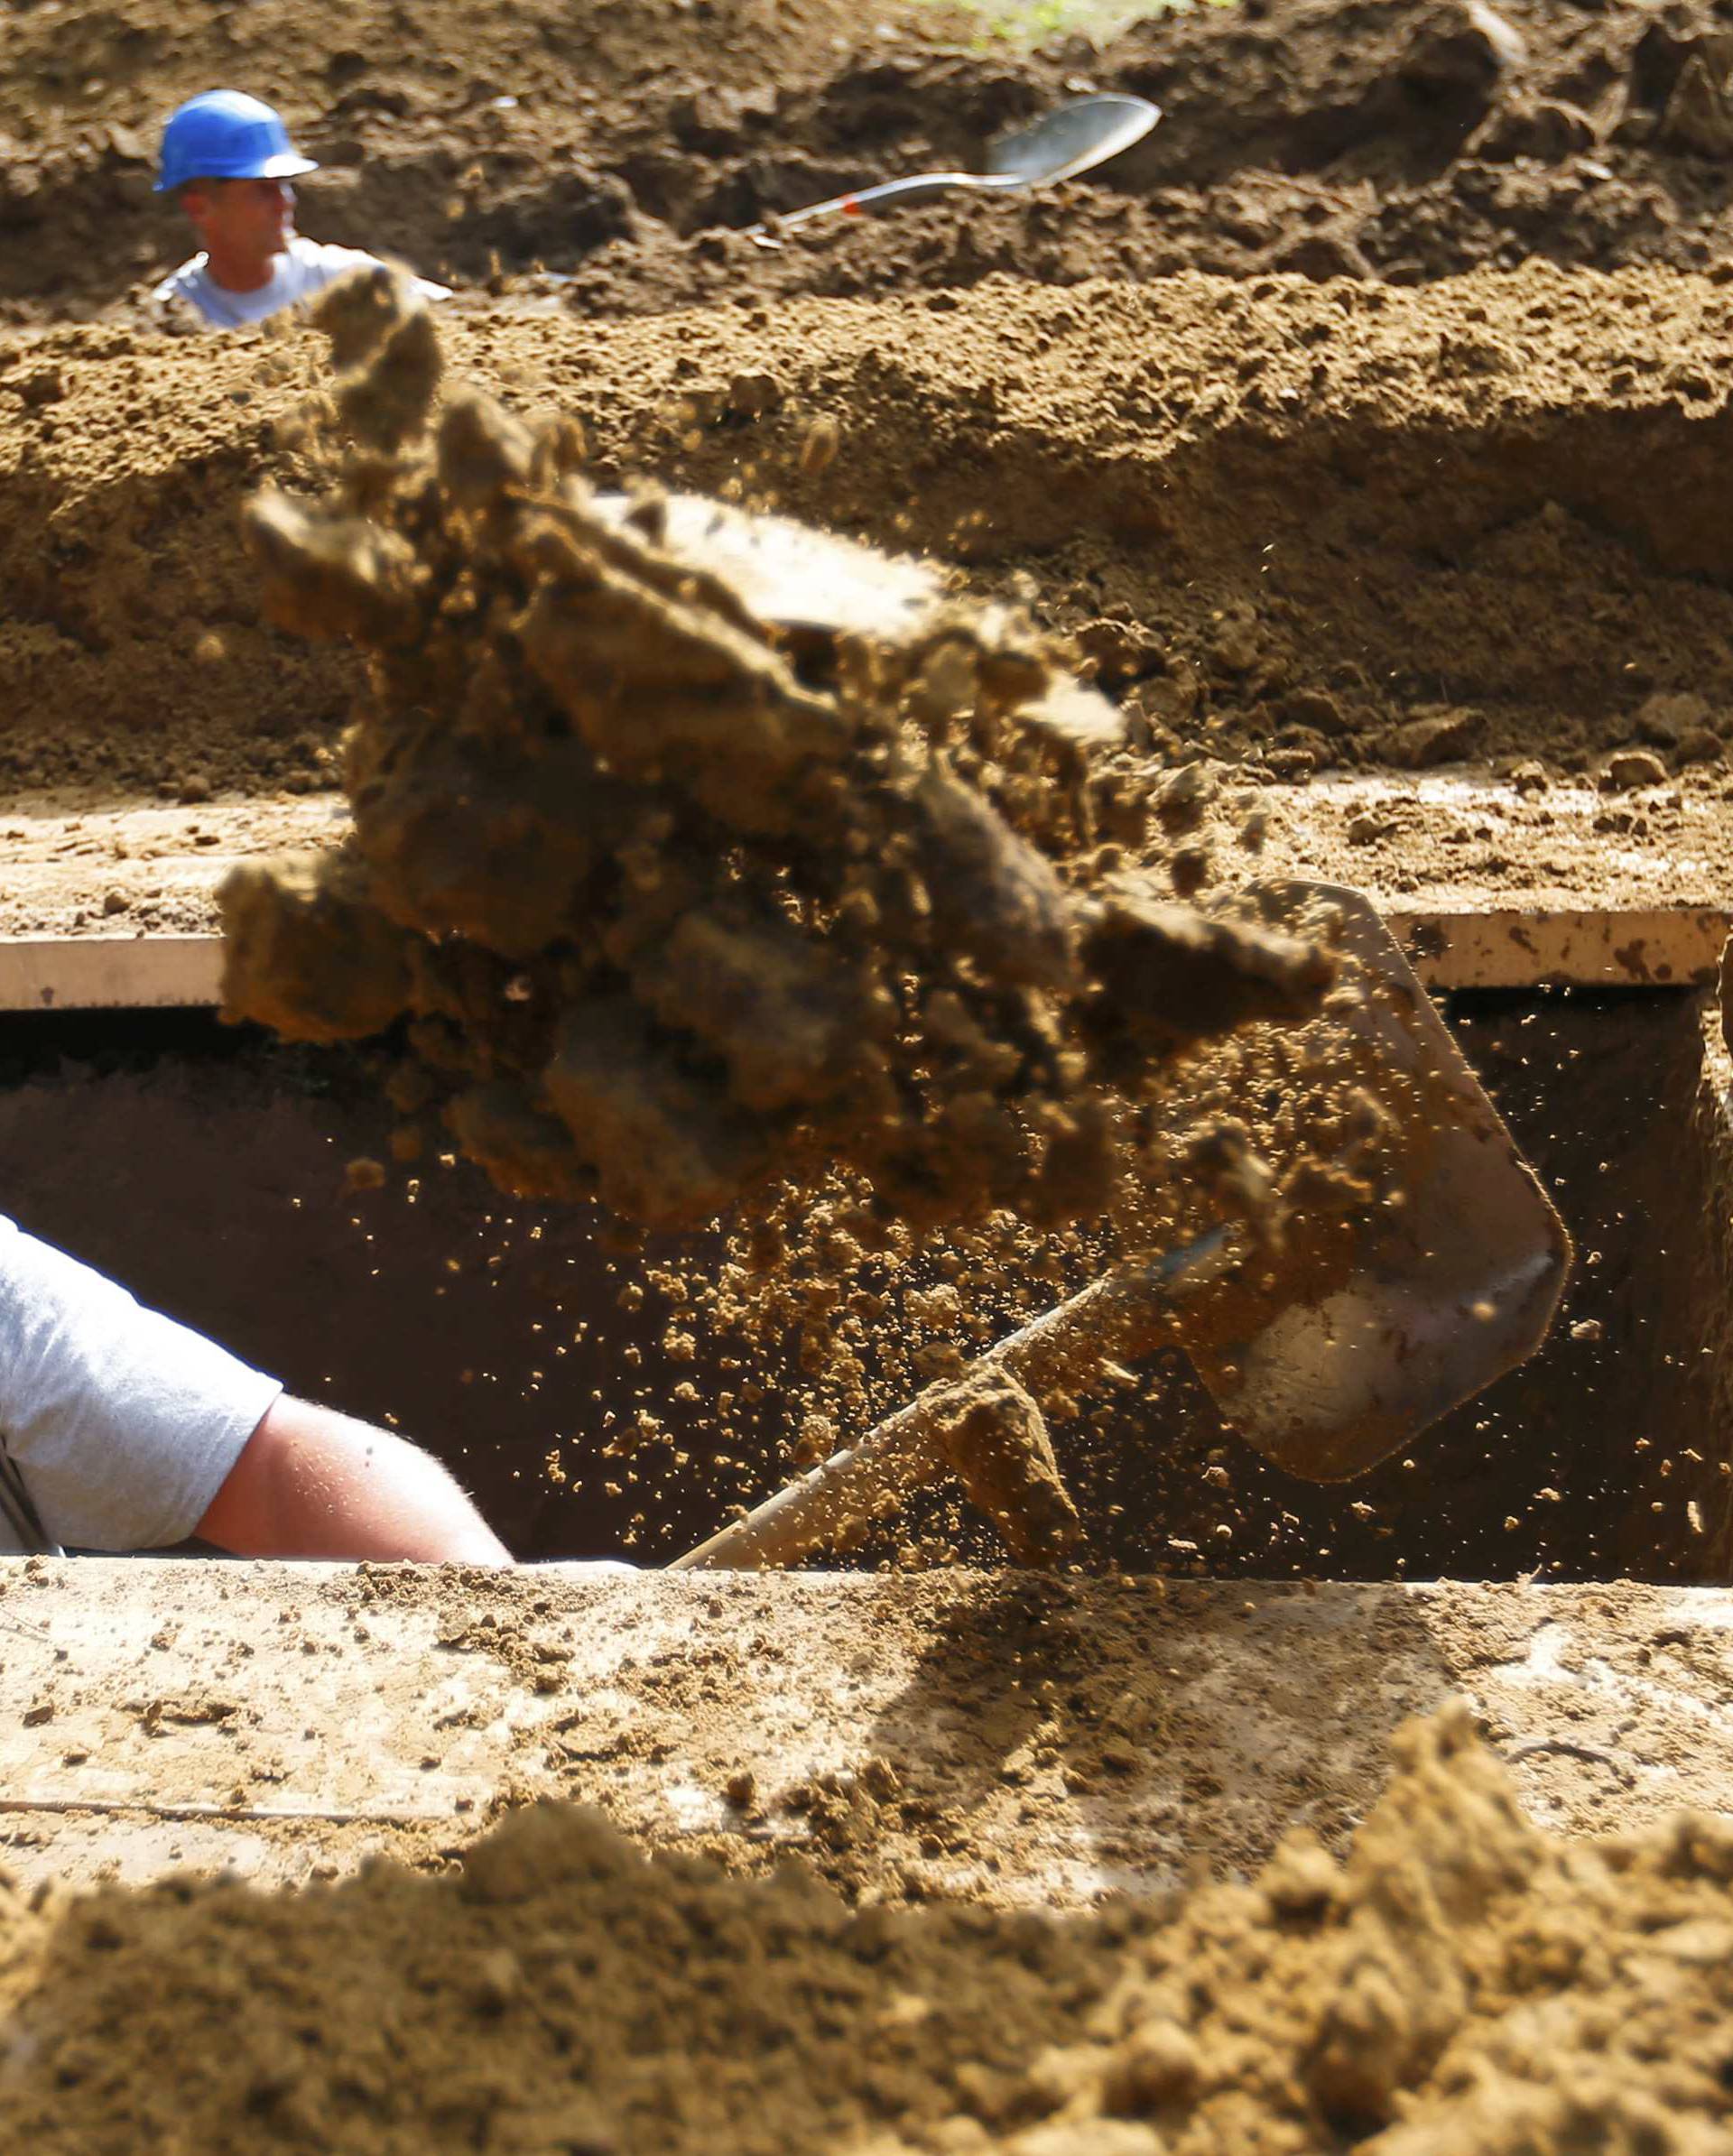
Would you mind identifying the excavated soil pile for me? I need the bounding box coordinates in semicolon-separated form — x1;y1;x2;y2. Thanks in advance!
528;263;1733;786
13;0;1733;320
3;1709;1731;2153
11;260;1733;830
217;273;1338;1250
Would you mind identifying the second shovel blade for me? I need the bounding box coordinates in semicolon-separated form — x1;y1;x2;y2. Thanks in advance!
984;93;1162;187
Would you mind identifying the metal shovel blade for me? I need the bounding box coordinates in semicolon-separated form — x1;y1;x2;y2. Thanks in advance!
984;93;1163;186
1181;882;1573;1483
753;93;1160;239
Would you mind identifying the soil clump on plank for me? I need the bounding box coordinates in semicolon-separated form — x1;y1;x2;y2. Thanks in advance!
3;1707;1731;2153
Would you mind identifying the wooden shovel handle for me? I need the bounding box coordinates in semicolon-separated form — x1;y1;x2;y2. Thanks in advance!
669;1226;1233;1572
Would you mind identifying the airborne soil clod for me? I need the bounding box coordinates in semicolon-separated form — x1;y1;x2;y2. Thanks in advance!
932;1366;1081;1566
3;0;1733;2143
217;269;1336;1247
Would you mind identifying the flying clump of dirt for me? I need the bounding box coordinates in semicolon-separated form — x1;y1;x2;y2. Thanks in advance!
218;270;1330;1239
931;1367;1080;1568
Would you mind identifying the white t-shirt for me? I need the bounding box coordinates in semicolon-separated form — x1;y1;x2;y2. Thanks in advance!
152;235;451;329
0;1216;282;1553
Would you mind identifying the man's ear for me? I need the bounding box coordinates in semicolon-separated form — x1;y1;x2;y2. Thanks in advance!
181;180;214;232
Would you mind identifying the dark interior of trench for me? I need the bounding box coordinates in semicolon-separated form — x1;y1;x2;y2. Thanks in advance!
0;986;1726;1584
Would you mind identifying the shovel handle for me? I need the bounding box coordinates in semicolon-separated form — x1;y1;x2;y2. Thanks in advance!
668;1226;1232;1572
747;171;1016;242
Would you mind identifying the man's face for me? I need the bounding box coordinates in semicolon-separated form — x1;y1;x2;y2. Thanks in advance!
184;176;296;264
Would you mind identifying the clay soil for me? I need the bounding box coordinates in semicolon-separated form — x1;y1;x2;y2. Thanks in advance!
5;0;1733;2146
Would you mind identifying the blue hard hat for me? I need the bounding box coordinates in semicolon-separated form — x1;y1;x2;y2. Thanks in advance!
154;90;319;193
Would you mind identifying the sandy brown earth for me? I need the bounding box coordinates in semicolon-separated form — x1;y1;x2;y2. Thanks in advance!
4;1562;1733;2153
10;264;1733;935
4;0;1733;2146
5;1553;1733;2155
14;1705;1733;2156
8;0;1733;319
8;0;1733;920
7;0;1733;854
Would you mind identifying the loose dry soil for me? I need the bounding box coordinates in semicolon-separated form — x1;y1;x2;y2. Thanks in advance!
5;0;1733;2145
4;1703;1733;2153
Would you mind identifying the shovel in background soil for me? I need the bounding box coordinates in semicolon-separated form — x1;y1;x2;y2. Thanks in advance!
672;883;1572;1571
748;92;1161;245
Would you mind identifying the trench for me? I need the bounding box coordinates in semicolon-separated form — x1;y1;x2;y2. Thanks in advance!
2;981;1727;1583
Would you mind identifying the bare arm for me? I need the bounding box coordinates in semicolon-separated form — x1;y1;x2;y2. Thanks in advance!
194;1393;514;1564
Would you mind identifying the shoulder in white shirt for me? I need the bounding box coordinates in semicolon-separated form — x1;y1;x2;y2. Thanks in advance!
152;235;451;328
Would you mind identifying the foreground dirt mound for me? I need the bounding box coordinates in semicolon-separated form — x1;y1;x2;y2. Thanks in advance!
3;1709;1729;2152
11;0;1733;320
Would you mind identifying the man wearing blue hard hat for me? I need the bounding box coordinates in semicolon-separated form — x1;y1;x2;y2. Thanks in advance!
153;89;449;328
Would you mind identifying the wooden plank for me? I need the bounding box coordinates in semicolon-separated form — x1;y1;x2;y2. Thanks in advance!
1389;906;1731;992
0;935;224;1012
3;904;1728;1015
0;1562;1728;1896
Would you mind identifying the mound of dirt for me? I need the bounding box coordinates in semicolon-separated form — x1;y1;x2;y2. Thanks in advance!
537;264;1733;782
0;0;1052;319
10;0;1733;325
4;1707;1731;2152
1108;0;1733;282
0;320;360;803
501;0;1733;328
12;259;1733;810
216;272;1330;1246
